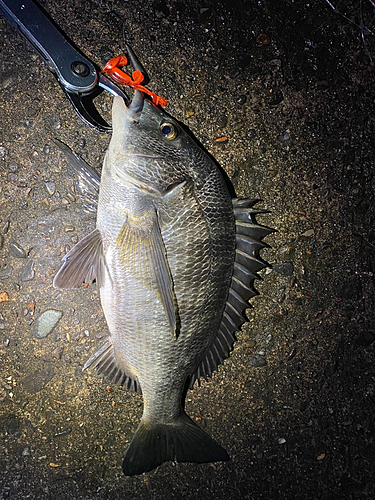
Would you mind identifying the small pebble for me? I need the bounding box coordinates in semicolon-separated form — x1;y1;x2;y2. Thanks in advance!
301;229;314;237
228;67;240;79
66;193;76;202
19;119;34;129
8;173;18;182
9;241;26;259
8;163;18;172
0;146;8;157
21;260;35;282
273;262;294;277
249;354;267;367
357;331;375;347
233;121;245;131
0;388;7;402
1;221;10;234
237;94;247;105
2;76;14;89
53;427;72;438
0;264;12;279
278;438;286;444
44;114;61;130
4;416;21;435
277;133;290;142
43;144;50;154
269;90;284;106
185;108;195;118
256;33;271;45
45;181;56;195
64;226;75;232
277;244;295;260
269;59;282;70
287;347;297;360
32;309;63;339
248;129;256;139
52;345;64;359
216;114;228;128
154;1;169;18
341;418;353;426
22;365;55;394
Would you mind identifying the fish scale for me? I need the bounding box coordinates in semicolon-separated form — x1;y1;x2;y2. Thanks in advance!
53;91;272;475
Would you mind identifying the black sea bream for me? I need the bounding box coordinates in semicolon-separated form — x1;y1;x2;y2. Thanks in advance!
54;91;272;475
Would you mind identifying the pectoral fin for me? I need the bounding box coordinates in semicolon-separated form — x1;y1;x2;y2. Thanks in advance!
53;228;105;289
53;139;100;213
117;211;178;338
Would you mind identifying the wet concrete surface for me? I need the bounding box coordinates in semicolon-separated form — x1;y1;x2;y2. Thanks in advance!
1;0;375;498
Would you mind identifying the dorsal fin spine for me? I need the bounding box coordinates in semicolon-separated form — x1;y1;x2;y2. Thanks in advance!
188;199;272;389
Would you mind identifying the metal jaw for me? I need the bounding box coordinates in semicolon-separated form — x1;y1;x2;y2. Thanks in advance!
61;74;130;134
0;0;131;134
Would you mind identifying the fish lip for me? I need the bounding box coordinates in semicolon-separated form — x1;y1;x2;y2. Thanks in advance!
128;90;144;117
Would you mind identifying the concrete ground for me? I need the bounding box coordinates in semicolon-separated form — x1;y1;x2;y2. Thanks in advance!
0;0;374;498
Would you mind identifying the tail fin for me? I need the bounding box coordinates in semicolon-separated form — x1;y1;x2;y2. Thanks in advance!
122;412;229;475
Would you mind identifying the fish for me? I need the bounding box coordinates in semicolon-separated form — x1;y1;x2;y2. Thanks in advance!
53;90;272;475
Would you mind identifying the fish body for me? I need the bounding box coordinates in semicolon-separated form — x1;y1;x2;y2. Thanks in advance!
54;92;271;475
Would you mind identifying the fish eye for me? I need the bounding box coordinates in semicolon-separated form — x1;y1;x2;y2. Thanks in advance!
160;122;178;140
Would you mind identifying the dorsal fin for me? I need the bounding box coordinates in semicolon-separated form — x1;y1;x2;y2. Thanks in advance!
188;199;273;388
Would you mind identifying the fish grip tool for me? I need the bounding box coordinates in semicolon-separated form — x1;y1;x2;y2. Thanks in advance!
0;0;129;133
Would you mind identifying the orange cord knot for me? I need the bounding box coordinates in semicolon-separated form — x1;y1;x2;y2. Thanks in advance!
101;55;168;107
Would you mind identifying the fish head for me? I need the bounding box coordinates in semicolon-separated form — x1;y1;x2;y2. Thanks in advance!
106;92;209;193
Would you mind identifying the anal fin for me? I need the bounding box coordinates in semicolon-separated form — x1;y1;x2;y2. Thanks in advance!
83;336;141;393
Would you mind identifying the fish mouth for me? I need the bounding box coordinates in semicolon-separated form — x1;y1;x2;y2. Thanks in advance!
113;91;166;161
110;91;164;194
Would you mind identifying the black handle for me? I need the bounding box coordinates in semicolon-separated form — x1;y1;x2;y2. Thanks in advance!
0;0;98;93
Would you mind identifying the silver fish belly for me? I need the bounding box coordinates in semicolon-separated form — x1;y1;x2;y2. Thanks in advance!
53;91;272;475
